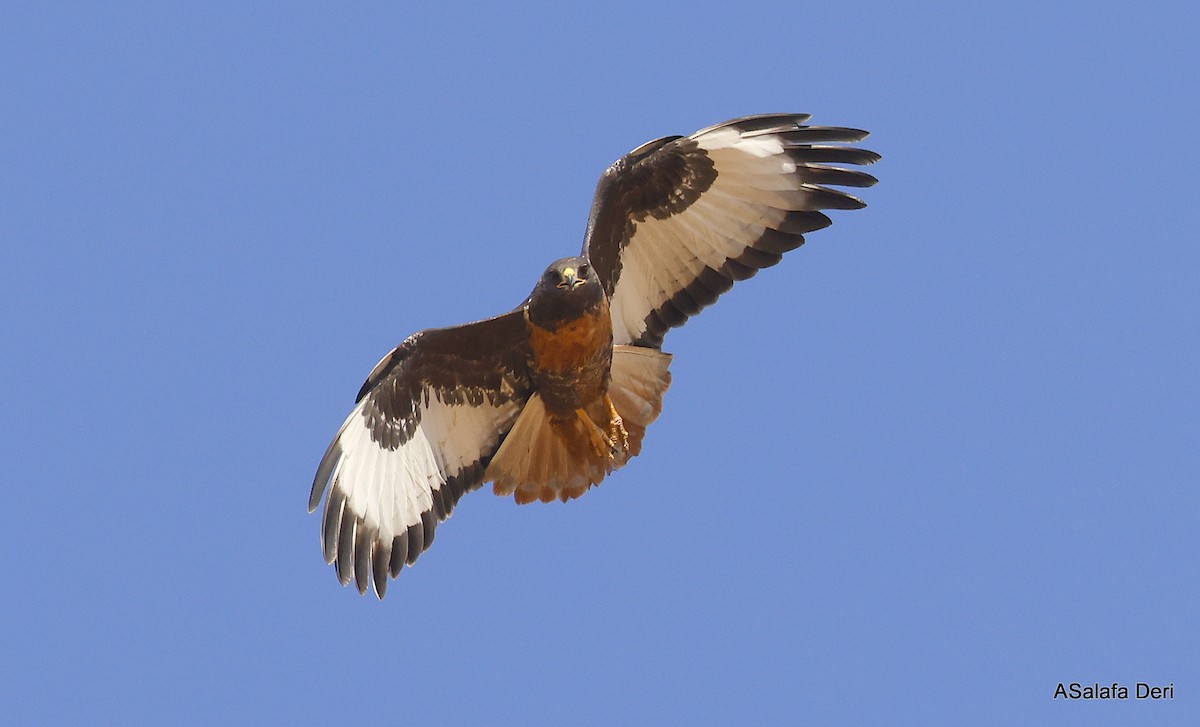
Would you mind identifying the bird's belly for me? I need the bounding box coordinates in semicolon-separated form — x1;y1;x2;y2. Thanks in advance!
528;307;612;413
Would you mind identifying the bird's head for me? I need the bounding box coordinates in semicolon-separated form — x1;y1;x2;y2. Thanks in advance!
527;256;604;330
543;256;596;290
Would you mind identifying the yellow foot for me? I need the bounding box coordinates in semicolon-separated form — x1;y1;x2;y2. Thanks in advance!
576;408;615;459
605;394;629;453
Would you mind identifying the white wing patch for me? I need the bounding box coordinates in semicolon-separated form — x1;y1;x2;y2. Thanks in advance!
608;133;801;346
311;389;523;595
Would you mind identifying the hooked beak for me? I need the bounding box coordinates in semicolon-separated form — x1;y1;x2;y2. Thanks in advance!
557;267;583;289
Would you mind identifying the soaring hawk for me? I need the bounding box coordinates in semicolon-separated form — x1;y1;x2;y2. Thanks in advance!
309;114;879;597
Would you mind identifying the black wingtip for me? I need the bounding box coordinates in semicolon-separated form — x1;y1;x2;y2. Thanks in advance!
322;489;346;564
800;184;869;211
773;126;872;144
336;509;356;586
797;165;879;189
785;145;881;167
372;539;392;599
404;520;424;566
309;441;342;512
389;532;408;578
354;532;372;595
725;113;814;133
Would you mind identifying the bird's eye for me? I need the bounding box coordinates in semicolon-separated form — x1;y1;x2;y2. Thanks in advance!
578;264;589;277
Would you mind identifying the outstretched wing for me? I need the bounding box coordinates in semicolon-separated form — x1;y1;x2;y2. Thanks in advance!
582;113;880;347
308;310;533;598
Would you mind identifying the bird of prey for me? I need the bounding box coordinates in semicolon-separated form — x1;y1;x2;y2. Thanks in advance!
309;113;879;597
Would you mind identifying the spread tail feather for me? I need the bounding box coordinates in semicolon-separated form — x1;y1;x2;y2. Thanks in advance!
486;346;671;504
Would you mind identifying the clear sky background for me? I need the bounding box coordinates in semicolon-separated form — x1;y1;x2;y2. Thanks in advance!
3;2;1196;725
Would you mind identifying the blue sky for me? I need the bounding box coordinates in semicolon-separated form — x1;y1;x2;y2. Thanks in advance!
3;2;1197;725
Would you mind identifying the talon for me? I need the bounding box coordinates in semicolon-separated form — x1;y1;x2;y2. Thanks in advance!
576;408;614;458
605;394;629;453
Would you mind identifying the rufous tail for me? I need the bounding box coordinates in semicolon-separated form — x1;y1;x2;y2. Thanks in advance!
485;346;672;504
